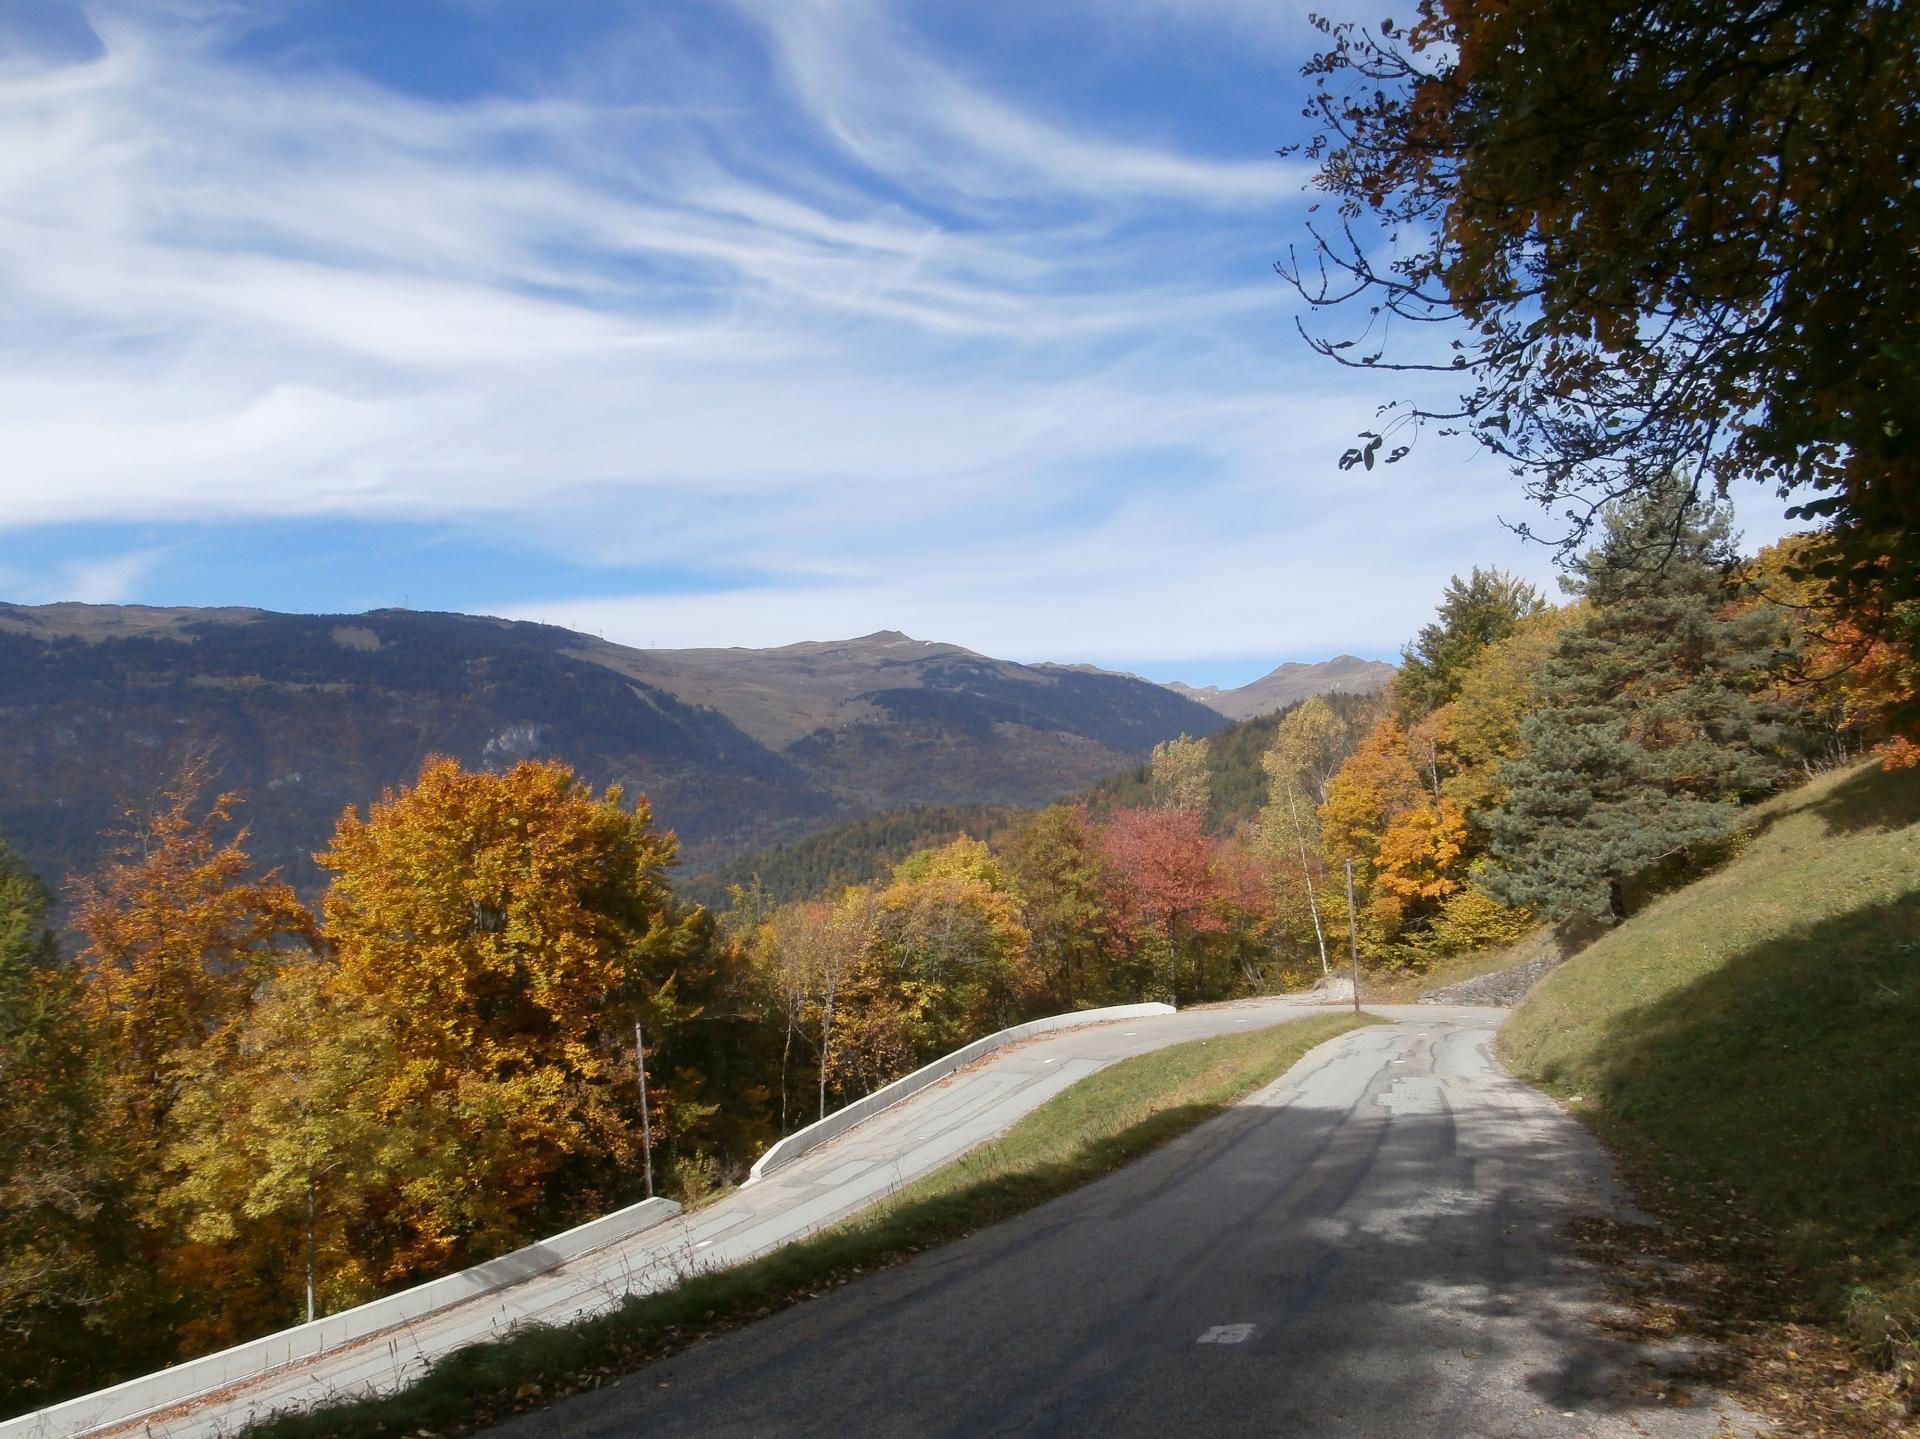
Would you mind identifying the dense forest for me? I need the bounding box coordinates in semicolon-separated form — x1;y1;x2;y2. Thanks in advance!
2;487;1915;1417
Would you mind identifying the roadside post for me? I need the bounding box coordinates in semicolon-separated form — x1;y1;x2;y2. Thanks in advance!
634;1018;655;1198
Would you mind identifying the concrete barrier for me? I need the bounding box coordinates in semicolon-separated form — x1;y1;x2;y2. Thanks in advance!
1;1195;680;1439
746;1001;1176;1182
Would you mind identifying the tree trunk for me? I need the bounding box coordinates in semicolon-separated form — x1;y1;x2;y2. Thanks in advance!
304;1177;317;1325
818;986;836;1123
1166;912;1179;1007
1286;786;1331;976
779;1010;795;1132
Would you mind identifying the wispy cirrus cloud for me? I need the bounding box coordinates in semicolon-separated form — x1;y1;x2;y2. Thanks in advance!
0;0;1698;679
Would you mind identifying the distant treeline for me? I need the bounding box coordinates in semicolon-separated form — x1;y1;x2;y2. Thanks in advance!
680;691;1386;910
679;803;1023;909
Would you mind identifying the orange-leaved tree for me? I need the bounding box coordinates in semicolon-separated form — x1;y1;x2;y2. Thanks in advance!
1318;715;1476;959
316;755;702;1273
69;764;316;1172
1743;532;1920;769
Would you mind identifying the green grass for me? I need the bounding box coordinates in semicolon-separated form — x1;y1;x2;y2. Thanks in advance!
246;1011;1379;1438
1498;760;1920;1380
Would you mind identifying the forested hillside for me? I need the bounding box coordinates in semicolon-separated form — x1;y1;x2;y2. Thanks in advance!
0;606;1227;892
683;691;1388;909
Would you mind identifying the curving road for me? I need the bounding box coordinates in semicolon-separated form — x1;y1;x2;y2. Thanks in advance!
84;999;1367;1438
487;1012;1757;1439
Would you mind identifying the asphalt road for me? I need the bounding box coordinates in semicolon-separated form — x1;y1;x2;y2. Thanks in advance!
488;1014;1756;1439
93;999;1377;1437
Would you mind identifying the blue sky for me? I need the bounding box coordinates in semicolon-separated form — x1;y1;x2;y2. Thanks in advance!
0;1;1792;688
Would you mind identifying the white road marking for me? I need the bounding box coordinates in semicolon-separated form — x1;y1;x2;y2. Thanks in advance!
1197;1324;1256;1345
693;1240;713;1249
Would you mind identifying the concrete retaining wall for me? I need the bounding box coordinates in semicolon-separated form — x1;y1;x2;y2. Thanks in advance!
10;1001;1177;1436
1;1195;681;1439
747;1002;1175;1182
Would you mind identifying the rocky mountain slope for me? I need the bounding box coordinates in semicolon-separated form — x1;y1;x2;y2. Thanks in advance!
1163;654;1395;720
0;604;1227;891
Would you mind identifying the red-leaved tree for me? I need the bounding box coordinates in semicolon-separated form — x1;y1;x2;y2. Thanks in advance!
1098;808;1228;1006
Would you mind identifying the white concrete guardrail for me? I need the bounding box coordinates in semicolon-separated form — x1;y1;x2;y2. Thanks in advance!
5;1000;1175;1438
747;1001;1176;1182
0;1195;681;1439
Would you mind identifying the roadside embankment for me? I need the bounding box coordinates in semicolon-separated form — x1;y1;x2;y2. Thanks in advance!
1500;760;1920;1427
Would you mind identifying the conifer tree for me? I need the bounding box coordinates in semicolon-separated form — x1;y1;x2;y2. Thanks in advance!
1485;479;1790;920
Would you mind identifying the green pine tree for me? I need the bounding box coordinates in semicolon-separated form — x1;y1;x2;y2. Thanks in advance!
1485;480;1791;921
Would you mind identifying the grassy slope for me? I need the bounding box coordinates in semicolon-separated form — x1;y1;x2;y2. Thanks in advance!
250;1012;1378;1438
1498;760;1920;1374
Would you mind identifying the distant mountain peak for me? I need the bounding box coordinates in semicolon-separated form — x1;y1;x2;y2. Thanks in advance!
1162;654;1396;721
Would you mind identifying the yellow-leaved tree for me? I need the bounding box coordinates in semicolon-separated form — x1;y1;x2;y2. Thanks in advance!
835;839;1037;1095
70;766;317;1173
162;961;407;1335
316;756;701;1275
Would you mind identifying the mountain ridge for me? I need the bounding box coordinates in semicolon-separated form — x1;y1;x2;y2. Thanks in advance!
0;602;1391;898
0;603;1205;891
1163;654;1396;720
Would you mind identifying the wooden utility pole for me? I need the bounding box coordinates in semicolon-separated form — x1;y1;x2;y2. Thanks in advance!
634;1018;655;1199
1345;858;1362;1014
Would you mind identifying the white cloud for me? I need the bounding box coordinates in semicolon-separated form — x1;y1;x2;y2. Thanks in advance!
734;0;1305;211
59;546;170;604
0;0;1679;673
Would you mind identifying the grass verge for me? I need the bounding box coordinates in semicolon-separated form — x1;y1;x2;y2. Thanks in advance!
244;1011;1379;1439
1499;759;1920;1433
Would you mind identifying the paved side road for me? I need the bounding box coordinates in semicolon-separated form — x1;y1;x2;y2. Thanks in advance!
91;999;1369;1438
489;1015;1758;1439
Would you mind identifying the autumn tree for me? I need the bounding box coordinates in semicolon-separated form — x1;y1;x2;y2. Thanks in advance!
1486;482;1792;921
317;756;707;1269
1396;568;1545;717
751;889;874;1124
1742;532;1920;768
1148;734;1212;814
865;840;1035;1064
1284;0;1918;622
69;767;315;1174
1320;710;1466;952
1439;605;1582;817
0;836;114;1412
162;961;407;1331
998;804;1115;1009
1099;808;1228;1006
